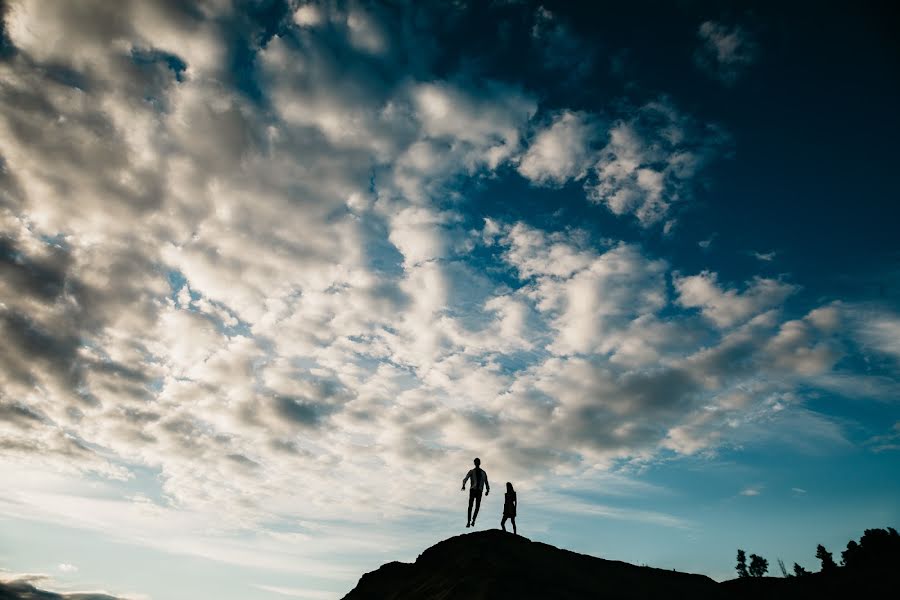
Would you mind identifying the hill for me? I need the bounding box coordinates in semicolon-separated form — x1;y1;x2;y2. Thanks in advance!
341;529;720;599
341;529;896;600
0;577;124;600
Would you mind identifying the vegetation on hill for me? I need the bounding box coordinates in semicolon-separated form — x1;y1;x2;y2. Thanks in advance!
735;527;899;579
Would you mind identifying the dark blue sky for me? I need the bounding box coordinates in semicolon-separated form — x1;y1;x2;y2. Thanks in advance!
449;1;900;301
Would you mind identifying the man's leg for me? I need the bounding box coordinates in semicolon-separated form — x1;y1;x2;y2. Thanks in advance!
472;491;482;524
467;492;474;526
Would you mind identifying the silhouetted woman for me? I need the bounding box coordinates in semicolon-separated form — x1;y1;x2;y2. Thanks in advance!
501;482;517;534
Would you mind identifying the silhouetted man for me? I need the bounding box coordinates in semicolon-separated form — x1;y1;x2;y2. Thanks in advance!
461;457;489;528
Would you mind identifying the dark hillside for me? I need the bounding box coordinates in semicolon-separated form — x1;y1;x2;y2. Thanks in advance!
342;529;897;600
0;578;123;600
720;569;898;599
342;529;723;600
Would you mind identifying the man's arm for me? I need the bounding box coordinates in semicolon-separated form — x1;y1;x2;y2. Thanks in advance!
461;470;471;490
484;471;489;495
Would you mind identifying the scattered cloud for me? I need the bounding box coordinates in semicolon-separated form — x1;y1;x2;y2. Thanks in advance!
518;111;600;186
534;493;690;529
0;1;893;596
674;271;797;328
739;486;762;496
852;308;900;364
57;563;78;573
586;101;729;226
292;4;323;28
864;421;900;453
695;21;758;85
514;100;729;227
345;8;387;55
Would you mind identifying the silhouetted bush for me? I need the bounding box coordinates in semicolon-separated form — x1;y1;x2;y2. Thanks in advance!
816;544;837;573
793;563;810;576
748;554;768;577
735;549;749;578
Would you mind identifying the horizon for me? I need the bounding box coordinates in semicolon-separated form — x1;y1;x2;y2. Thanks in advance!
1;1;898;599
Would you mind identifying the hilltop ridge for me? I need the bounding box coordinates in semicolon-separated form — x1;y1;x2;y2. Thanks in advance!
341;529;896;600
341;529;720;599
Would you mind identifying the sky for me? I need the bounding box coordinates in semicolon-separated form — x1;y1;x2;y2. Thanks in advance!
0;0;898;598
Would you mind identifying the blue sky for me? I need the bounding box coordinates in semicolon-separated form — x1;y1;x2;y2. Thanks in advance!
0;1;898;598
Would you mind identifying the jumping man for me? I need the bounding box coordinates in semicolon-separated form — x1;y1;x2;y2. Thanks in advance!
461;457;489;528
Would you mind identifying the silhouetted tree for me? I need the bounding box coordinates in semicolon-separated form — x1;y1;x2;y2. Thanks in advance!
793;563;810;576
749;553;769;577
842;527;900;571
816;544;837;573
841;540;860;568
736;549;749;578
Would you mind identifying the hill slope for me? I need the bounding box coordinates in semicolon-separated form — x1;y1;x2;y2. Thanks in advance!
341;529;897;600
0;578;124;600
341;529;721;600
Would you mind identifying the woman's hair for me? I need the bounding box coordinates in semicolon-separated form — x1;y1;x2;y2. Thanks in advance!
506;482;515;493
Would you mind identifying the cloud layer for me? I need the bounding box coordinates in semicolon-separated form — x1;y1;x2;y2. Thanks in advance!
0;1;896;595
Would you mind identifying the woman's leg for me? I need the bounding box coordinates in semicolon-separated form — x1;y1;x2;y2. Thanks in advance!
511;517;516;535
501;515;508;531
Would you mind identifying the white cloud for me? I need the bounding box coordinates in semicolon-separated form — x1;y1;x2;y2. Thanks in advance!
293;4;322;27
387;206;457;267
411;81;536;172
346;9;386;55
4;0;226;80
854;309;900;363
518;111;599;185
802;302;900;371
586;101;728;226
752;250;776;261
501;231;669;357
500;222;595;280
57;563;78;573
764;318;842;376
674;271;798;328
739;486;761;496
